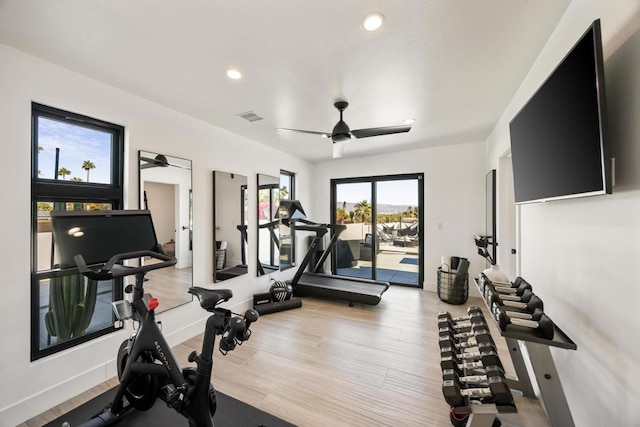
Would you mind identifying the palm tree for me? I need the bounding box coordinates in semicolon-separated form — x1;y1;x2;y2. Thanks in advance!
71;177;83;182
82;160;95;182
354;200;372;224
58;167;71;180
280;185;289;200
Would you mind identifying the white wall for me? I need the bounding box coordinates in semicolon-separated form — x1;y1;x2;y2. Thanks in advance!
486;1;640;425
313;140;487;293
0;44;313;425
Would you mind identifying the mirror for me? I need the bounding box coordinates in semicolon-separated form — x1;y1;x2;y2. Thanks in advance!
213;171;248;282
257;174;279;276
278;170;296;271
139;151;193;312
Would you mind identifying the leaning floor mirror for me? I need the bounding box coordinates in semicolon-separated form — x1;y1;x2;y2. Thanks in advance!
213;171;248;282
139;151;193;312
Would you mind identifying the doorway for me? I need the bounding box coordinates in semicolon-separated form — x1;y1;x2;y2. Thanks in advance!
498;150;519;279
330;174;424;287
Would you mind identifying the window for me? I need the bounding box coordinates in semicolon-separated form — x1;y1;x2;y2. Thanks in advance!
280;169;295;200
31;103;124;360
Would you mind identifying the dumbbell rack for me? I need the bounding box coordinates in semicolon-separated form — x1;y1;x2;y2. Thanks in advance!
474;276;577;427
439;308;518;427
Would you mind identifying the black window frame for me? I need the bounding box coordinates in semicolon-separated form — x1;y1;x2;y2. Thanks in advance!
330;173;424;287
280;169;295;200
30;103;125;361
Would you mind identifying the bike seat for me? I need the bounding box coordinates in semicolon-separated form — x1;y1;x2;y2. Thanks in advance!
188;286;232;311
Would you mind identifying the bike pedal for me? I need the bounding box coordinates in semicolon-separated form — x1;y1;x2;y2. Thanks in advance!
162;384;186;410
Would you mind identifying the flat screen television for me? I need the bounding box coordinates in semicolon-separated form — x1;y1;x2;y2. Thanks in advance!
509;19;611;204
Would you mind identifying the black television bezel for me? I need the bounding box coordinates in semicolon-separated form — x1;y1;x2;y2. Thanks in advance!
509;19;611;205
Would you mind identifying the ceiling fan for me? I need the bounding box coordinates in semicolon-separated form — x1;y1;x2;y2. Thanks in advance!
140;154;190;170
276;100;412;158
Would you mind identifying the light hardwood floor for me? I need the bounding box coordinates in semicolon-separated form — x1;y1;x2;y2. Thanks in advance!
21;286;550;427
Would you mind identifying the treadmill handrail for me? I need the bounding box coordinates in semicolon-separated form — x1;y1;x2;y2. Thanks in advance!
287;219;347;286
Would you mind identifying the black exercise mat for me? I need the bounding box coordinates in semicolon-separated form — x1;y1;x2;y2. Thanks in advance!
45;387;296;427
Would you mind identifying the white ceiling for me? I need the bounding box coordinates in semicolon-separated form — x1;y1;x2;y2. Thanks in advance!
0;0;571;162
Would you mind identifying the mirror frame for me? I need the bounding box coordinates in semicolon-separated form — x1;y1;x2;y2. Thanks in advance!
213;171;249;282
138;150;193;312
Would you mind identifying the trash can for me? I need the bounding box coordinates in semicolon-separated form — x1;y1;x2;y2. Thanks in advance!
437;267;469;304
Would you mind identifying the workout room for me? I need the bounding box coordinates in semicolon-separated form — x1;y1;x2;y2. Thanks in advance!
1;1;639;426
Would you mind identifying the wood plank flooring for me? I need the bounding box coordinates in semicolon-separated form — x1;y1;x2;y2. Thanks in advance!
21;286;550;427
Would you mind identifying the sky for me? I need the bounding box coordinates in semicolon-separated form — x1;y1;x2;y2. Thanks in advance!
37;117;112;184
336;179;418;206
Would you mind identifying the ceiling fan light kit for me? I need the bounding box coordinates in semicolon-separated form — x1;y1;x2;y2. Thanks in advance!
276;99;412;159
362;13;384;31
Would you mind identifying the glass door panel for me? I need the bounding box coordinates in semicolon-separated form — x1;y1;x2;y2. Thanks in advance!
375;179;420;286
334;182;372;280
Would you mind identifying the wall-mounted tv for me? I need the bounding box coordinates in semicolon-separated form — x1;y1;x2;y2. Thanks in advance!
509;19;611;204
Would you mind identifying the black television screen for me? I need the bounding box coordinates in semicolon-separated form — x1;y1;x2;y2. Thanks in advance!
51;210;159;269
509;19;611;204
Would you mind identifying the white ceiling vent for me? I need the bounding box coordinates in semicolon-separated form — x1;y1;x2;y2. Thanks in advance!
237;111;263;122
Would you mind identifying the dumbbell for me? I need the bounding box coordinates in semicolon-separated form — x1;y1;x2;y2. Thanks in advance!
442;376;514;408
439;327;494;350
486;288;544;313
484;278;532;297
443;364;505;385
491;303;544;322
441;349;503;373
438;308;485;329
440;341;497;361
494;309;554;339
485;286;535;304
438;317;488;335
438;306;484;322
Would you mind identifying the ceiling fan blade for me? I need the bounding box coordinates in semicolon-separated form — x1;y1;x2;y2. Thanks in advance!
350;125;412;139
276;128;330;138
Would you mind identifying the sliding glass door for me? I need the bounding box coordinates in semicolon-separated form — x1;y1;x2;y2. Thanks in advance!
331;174;423;287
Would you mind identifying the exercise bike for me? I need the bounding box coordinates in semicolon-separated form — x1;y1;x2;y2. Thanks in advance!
51;210;258;427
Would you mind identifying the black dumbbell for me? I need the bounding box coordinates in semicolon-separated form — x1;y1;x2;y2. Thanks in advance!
441;349;503;372
486;287;535;304
438;309;485;329
443;364;505;384
495;309;554;339
481;274;529;290
440;341;497;361
438;318;488;335
486;288;544;313
486;279;532;297
442;376;514;408
439;327;494;349
491;303;544;322
438;306;484;322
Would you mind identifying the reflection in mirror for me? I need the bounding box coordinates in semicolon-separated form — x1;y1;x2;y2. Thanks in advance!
213;171;248;282
279;170;296;271
139;151;193;312
257;174;279;276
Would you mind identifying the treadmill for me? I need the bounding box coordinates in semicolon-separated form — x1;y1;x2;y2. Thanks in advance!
282;200;390;306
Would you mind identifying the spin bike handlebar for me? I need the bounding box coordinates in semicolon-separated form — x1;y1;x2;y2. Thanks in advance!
74;249;177;281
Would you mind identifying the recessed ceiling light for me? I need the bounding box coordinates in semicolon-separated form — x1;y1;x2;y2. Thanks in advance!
362;13;384;32
404;118;416;125
226;68;243;80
